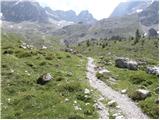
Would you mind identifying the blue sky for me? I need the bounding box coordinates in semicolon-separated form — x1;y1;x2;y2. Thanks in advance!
38;0;127;20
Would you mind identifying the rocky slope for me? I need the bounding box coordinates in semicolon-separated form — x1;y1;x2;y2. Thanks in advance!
1;0;96;24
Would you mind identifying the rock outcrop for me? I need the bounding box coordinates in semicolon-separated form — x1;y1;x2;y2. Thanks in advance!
115;58;138;70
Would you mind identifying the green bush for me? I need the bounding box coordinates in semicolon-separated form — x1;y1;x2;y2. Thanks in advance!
130;75;146;84
139;98;159;119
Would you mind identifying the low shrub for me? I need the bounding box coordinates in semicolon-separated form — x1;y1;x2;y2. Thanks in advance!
139;98;159;119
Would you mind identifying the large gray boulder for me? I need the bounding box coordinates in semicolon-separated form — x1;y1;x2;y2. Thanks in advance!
146;66;159;76
115;58;128;68
115;58;138;70
126;61;138;70
37;73;52;85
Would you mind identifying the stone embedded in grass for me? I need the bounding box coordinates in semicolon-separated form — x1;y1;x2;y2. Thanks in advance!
136;89;151;100
84;88;90;94
94;103;102;110
98;97;104;101
42;45;47;49
115;115;124;119
10;69;14;73
37;73;52;85
66;72;73;77
108;100;116;107
121;89;127;94
64;98;69;102
74;105;82;110
146;66;159;76
7;98;11;103
115;57;138;70
85;103;90;106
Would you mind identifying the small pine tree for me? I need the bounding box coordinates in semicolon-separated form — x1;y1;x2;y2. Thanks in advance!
141;39;145;46
102;44;105;48
134;29;141;45
86;40;90;47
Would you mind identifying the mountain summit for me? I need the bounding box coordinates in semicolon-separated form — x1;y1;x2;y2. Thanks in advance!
1;0;97;24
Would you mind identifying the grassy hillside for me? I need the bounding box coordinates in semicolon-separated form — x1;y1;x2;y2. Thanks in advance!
74;38;159;118
1;32;98;119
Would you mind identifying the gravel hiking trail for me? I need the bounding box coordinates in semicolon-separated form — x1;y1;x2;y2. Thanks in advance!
86;57;149;119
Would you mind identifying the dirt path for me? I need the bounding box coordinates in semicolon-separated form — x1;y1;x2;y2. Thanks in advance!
86;57;149;119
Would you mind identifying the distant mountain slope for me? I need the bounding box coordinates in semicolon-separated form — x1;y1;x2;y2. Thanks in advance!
52;14;142;44
1;0;96;24
1;0;48;22
110;1;153;17
138;1;159;26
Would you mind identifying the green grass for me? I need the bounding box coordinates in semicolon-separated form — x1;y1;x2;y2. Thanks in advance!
74;38;159;118
1;32;98;119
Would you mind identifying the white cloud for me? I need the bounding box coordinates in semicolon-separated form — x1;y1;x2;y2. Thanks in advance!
38;0;126;20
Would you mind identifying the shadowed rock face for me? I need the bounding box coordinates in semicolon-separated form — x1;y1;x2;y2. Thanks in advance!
1;0;96;24
1;1;48;22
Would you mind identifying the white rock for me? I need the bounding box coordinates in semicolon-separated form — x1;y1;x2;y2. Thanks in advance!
84;95;88;98
121;89;127;94
136;89;150;99
42;73;52;81
74;105;81;110
85;103;90;105
98;97;104;101
64;98;69;102
108;100;116;106
27;73;31;76
116;105;120;109
8;98;11;102
42;45;47;49
112;113;119;117
84;88;90;94
10;69;14;73
115;115;124;119
99;69;110;74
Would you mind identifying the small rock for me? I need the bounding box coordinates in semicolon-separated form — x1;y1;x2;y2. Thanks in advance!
74;105;81;110
136;89;151;99
108;100;116;106
84;88;90;94
42;45;47;49
121;89;127;94
112;113;119;117
27;73;31;76
20;45;27;49
10;69;14;73
84;95;88;98
116;105;120;109
85;103;90;105
146;66;159;76
98;69;110;74
74;100;77;104
37;73;52;85
115;115;124;119
7;98;11;103
64;98;69;102
94;103;102;110
98;97;104;101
